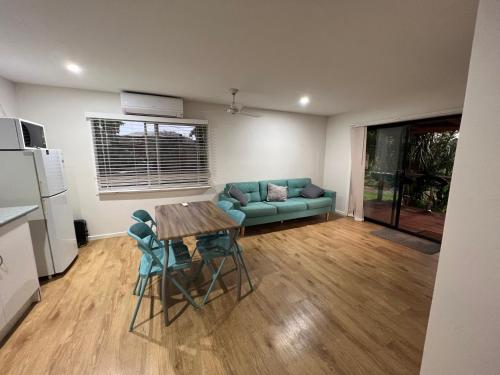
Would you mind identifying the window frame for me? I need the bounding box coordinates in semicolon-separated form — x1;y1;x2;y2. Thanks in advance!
86;112;210;194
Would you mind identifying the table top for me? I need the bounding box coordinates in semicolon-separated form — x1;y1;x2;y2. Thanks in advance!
155;201;239;240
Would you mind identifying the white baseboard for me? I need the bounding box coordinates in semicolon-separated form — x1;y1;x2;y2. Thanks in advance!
89;231;127;241
89;210;348;239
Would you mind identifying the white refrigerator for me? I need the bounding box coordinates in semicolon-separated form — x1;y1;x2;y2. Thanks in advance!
0;149;78;276
34;149;78;275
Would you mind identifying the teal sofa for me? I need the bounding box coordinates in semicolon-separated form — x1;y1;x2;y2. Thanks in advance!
218;178;336;228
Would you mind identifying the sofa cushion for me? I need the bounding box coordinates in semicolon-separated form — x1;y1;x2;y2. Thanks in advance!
225;182;261;203
301;183;325;199
259;179;287;201
228;184;248;206
289;197;332;210
266;200;307;214
239;202;277;218
266;183;288;202
287;178;311;198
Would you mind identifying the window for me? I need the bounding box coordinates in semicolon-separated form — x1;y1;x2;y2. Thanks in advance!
89;115;209;192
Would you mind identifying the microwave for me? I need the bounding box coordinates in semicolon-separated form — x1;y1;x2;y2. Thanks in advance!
0;118;47;150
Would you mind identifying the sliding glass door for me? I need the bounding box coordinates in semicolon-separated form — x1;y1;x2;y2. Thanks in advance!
364;126;405;226
363;115;460;242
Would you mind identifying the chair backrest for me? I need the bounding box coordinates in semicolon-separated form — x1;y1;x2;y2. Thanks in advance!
217;200;234;212
227;209;246;242
131;209;157;230
127;222;162;266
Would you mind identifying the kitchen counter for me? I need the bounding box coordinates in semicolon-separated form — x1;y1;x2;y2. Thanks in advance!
0;205;38;226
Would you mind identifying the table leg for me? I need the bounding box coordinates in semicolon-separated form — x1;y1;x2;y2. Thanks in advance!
162;243;169;326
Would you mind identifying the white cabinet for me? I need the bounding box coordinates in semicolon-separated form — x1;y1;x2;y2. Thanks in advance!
0;292;6;332
0;217;40;341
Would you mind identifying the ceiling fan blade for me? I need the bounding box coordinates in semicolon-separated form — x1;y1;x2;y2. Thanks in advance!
238;111;261;118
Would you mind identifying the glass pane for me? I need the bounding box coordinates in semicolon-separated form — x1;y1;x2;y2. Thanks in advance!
91;119;209;191
364;126;405;226
398;116;460;241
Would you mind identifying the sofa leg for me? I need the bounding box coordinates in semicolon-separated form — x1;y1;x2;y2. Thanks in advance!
326;212;330;221
240;226;245;237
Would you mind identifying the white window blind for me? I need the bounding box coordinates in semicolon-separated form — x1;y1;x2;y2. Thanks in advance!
89;116;209;192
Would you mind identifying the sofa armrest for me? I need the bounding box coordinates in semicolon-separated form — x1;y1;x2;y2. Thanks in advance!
218;193;241;209
323;189;337;212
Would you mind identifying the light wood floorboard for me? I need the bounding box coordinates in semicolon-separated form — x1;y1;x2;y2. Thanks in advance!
0;217;438;375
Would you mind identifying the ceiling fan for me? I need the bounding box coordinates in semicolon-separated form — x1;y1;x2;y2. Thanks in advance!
225;88;260;117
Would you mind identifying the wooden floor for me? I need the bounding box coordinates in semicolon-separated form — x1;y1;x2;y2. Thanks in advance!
0;217;438;375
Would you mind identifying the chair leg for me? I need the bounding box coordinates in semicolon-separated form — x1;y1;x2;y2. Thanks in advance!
168;274;200;309
158;275;162;299
133;273;141;295
236;244;253;291
205;258;216;274
129;274;149;332
210;259;229;292
178;269;188;280
189;259;205;289
202;257;227;305
233;254;242;300
162;273;169;326
148;275;153;297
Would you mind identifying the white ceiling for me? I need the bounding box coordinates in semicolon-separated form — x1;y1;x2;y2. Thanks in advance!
0;0;478;116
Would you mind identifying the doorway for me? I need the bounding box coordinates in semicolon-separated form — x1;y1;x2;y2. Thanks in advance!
363;114;461;242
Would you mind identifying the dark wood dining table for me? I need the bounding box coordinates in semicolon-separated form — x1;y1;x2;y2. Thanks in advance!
155;201;239;325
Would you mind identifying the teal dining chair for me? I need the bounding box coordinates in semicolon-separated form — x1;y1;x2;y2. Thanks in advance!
131;209;158;232
127;222;198;331
195;200;235;243
132;209;183;246
194;209;253;304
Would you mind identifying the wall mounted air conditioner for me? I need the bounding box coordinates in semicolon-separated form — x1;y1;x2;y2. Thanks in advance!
120;92;184;118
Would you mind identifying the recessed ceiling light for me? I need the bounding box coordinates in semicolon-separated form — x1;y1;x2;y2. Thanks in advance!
65;62;82;74
299;96;310;106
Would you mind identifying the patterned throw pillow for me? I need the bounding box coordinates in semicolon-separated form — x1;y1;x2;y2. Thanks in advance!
267;183;287;202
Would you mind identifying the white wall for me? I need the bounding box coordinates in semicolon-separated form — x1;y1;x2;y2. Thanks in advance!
420;1;500;373
15;84;327;238
323;99;464;215
0;76;17;117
